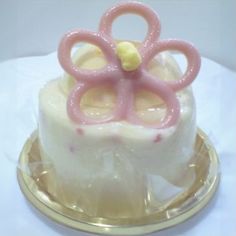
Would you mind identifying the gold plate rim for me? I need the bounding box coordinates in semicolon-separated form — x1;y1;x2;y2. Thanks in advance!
17;129;220;235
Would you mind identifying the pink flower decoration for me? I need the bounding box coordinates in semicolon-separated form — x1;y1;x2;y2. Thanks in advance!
58;1;201;128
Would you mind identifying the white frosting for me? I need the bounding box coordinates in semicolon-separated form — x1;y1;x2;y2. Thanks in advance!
38;45;196;218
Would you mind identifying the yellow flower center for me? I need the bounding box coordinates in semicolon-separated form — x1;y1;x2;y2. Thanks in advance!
116;41;142;71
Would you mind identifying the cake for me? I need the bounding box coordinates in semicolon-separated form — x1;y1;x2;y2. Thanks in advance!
38;1;201;218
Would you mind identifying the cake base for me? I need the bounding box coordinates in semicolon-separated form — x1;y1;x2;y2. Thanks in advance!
17;129;220;235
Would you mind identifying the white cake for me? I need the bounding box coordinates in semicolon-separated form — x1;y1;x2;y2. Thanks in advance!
38;44;197;218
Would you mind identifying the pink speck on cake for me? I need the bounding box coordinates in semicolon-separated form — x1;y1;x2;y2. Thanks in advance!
154;134;162;143
111;135;122;143
76;128;84;135
69;145;75;153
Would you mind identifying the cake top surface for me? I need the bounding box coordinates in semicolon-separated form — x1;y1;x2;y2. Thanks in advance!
57;1;201;129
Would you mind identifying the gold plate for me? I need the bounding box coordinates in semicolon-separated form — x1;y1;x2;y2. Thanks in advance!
17;129;220;235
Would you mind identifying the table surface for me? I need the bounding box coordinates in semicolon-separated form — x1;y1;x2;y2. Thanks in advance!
0;53;235;236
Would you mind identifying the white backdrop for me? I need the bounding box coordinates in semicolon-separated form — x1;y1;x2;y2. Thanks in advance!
1;0;236;71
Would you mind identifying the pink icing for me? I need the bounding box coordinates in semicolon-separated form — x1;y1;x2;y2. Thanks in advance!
99;1;161;52
58;30;119;82
58;1;201;129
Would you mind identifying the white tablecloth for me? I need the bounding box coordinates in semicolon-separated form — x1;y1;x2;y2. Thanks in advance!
0;53;235;236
